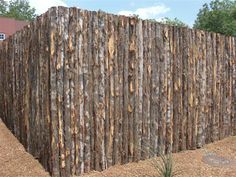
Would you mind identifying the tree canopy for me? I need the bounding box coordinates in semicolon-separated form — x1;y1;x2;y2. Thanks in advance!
194;0;236;36
0;0;36;21
162;17;188;27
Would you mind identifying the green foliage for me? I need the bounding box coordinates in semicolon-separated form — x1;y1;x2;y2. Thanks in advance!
162;17;188;28
0;0;7;16
140;141;182;177
141;142;180;177
150;152;179;177
194;0;236;36
0;0;36;21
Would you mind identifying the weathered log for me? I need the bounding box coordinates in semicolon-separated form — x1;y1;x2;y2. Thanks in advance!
156;23;165;155
166;25;173;153
49;7;60;176
121;16;129;164
113;13;119;165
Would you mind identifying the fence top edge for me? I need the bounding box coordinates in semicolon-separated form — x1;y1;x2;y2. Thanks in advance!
1;5;236;45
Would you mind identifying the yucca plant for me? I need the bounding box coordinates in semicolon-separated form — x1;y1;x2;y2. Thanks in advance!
140;140;181;177
150;152;178;177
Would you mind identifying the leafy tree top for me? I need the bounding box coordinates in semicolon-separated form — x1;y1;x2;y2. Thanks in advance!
162;17;188;28
194;0;236;36
0;0;36;21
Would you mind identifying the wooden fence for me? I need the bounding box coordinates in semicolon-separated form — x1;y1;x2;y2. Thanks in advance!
0;6;236;177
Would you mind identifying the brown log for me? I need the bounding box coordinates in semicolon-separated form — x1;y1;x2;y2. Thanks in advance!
166;25;173;153
187;29;193;149
191;30;197;149
121;16;129;164
97;11;106;170
156;23;165;155
220;35;226;139
135;19;143;160
212;33;219;141
83;10;91;173
231;38;236;135
68;8;78;175
107;14;114;167
91;11;98;170
49;7;60;177
113;14;119;165
77;9;85;175
141;20;149;158
127;17;136;162
198;31;207;147
172;26;181;153
103;12;110;168
117;15;125;165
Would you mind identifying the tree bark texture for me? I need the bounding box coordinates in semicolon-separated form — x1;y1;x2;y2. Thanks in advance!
0;6;235;177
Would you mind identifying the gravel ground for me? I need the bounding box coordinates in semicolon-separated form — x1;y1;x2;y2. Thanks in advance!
0;119;49;177
0;118;235;177
80;136;236;177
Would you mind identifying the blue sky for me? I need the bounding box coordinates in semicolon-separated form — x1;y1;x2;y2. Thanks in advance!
67;0;212;26
28;0;212;27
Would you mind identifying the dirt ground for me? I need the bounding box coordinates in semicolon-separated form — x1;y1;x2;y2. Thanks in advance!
0;118;235;177
80;136;236;177
0;119;49;177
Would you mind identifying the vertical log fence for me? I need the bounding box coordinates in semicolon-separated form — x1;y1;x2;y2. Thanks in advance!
0;6;235;177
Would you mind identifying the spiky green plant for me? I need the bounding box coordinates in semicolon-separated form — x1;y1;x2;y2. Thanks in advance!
150;152;178;177
139;140;181;177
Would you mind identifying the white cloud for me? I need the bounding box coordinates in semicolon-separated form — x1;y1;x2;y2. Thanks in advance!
29;0;67;15
118;5;170;19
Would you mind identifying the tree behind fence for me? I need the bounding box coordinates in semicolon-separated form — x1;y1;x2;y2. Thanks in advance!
0;6;235;177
